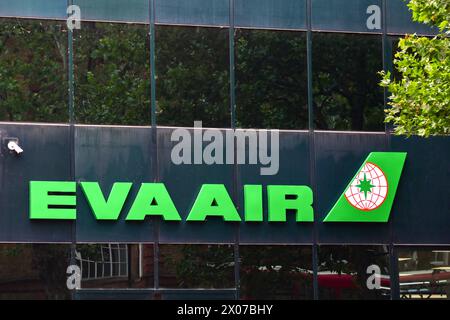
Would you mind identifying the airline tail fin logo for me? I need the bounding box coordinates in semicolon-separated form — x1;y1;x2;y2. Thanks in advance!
324;152;407;223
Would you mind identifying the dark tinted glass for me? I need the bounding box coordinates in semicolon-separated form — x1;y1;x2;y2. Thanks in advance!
398;247;450;299
0;244;71;299
74;22;150;125
240;246;313;299
312;33;384;131
0;19;68;122
318;245;391;299
76;244;154;289
159;244;235;288
156;26;230;128
235;29;308;129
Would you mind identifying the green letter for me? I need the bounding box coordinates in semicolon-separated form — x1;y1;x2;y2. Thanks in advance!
267;185;313;222
244;185;263;222
187;184;241;221
126;183;181;221
81;182;132;220
30;181;76;220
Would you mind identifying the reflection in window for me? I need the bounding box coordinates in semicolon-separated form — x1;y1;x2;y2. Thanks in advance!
76;244;154;289
240;246;313;300
0;244;71;299
74;22;150;125
318;245;390;300
398;247;450;299
76;244;127;280
156;26;230;128
312;33;384;131
236;29;308;129
0;19;68;122
159;244;235;288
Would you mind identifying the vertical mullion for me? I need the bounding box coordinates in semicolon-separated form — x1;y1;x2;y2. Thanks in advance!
229;0;240;301
67;0;77;299
149;0;160;293
68;6;74;124
382;0;393;134
229;0;236;129
150;0;157;127
382;0;400;300
306;0;314;132
306;0;319;301
389;244;400;299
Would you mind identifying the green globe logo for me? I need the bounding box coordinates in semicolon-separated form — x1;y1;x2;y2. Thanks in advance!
344;162;388;211
324;152;406;223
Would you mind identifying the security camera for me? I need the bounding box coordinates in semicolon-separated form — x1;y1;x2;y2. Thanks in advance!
7;141;23;154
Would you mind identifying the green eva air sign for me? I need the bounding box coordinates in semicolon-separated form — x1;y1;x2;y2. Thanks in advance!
29;152;406;223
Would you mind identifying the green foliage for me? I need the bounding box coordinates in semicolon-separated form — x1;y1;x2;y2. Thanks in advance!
164;245;234;288
156;26;230;127
380;1;450;137
239;246;313;299
313;34;384;131
74;23;150;125
0;19;68;122
1;21;385;130
407;0;450;31
236;30;308;129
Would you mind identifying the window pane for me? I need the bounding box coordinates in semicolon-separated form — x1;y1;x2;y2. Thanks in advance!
398;247;450;299
236;29;308;129
0;244;71;299
76;244;154;288
74;22;150;125
159;244;235;288
240;246;313;299
0;19;68;122
318;245;391;299
313;33;384;131
156;26;230;128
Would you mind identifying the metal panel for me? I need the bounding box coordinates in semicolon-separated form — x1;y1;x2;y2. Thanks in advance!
74;0;149;23
74;126;154;243
155;0;229;27
160;289;236;300
391;136;450;244
157;127;236;243
312;0;382;33
386;0;437;35
0;0;67;20
314;132;390;244
235;0;306;30
0;0;439;35
0;123;73;242
75;288;236;299
237;131;313;244
74;289;154;300
0;123;449;245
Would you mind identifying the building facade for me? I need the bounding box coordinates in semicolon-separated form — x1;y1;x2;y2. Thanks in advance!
0;0;449;300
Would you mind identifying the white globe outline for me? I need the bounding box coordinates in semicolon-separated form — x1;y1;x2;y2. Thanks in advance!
344;162;389;211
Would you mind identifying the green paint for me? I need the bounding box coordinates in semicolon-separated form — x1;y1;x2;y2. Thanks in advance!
356;173;375;199
186;184;241;221
29;181;76;220
244;185;264;222
324;152;407;223
126;183;181;221
81;182;132;220
267;185;314;222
